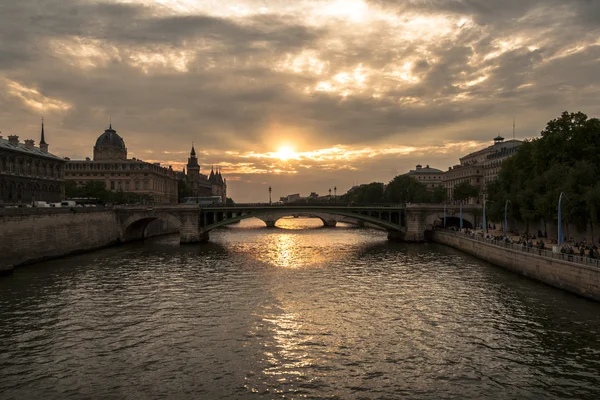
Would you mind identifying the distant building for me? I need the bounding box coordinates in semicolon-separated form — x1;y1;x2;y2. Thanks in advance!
183;145;227;203
483;136;522;186
442;136;522;204
65;125;178;204
404;164;444;189
0;122;66;204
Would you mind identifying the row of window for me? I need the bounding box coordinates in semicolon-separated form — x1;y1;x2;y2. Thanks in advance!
66;162;173;176
74;179;176;192
0;156;63;179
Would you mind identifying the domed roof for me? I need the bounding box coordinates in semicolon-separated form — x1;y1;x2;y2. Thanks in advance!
95;125;126;151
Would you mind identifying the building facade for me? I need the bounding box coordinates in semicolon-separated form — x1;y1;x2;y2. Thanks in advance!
183;145;227;203
0;123;66;204
65;125;178;204
483;137;522;186
442;136;522;204
404;164;444;189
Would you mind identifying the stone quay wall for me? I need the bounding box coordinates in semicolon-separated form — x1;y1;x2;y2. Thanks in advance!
432;231;600;302
0;208;121;273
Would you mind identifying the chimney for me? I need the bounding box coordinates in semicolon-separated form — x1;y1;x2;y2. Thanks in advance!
8;135;19;145
24;139;35;149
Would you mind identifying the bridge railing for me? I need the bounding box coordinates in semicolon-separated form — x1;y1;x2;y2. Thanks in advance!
439;229;600;270
203;202;406;208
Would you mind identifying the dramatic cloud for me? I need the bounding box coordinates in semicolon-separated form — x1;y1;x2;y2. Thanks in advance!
1;0;599;201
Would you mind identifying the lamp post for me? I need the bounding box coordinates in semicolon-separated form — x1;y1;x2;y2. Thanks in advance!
482;198;494;234
334;186;337;200
269;186;272;205
558;192;568;246
329;188;332;199
504;199;512;237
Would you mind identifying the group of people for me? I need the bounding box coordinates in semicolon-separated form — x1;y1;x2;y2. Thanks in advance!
454;226;600;259
560;239;600;258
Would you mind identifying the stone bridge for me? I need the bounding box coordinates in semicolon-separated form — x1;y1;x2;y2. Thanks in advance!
115;203;480;244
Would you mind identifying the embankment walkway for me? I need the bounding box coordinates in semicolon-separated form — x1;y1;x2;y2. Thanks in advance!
433;230;600;302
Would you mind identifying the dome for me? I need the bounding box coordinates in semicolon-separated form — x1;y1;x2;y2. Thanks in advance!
93;125;128;161
95;125;126;151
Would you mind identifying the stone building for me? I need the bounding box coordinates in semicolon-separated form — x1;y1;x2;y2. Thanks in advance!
442;136;522;204
65;125;178;204
483;136;522;186
404;164;444;189
0;123;66;204
182;145;227;203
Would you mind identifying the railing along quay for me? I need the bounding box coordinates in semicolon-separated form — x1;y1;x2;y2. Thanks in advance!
440;230;600;270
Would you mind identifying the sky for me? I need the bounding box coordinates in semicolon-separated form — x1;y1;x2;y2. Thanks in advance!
1;0;599;202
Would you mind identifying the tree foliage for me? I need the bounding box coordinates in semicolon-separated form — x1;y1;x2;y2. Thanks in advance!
488;111;600;236
66;180;152;204
341;176;447;204
453;181;479;203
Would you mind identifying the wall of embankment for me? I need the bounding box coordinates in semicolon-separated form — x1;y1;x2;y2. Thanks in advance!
0;208;179;274
432;231;600;302
0;208;120;273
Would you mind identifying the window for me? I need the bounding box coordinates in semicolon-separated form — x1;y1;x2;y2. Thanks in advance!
110;181;115;190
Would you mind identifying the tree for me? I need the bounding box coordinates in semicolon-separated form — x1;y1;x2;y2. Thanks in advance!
432;186;447;203
489;111;600;238
453;182;479;203
178;179;193;202
342;182;385;203
385;175;430;203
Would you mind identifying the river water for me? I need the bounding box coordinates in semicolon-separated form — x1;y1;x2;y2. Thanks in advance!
1;218;600;399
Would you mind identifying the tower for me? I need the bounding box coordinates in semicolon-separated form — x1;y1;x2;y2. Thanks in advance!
186;144;200;196
39;119;48;153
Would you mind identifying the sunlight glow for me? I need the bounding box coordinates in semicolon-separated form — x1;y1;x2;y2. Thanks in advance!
275;145;298;161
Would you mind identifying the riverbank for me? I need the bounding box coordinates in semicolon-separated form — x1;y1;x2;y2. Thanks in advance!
432;230;600;302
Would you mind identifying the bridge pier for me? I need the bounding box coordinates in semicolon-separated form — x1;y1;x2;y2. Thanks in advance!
179;210;206;244
265;220;276;228
387;230;405;242
323;220;337;227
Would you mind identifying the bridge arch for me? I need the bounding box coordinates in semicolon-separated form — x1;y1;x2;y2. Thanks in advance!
255;212;340;228
424;211;475;230
120;212;182;242
200;207;406;236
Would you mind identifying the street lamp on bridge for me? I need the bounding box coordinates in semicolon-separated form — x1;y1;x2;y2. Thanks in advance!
269;186;272;205
329;188;332;198
334;186;337;199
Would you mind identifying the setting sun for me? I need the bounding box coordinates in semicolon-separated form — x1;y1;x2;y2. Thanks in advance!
275;145;297;161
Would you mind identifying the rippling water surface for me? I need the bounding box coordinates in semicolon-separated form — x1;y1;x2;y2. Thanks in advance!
2;218;600;399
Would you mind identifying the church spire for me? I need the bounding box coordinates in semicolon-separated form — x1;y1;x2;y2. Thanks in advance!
40;118;47;145
39;118;49;153
190;142;196;156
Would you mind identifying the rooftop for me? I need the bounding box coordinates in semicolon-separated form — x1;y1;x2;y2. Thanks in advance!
406;164;443;174
0;136;64;161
